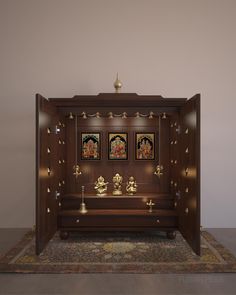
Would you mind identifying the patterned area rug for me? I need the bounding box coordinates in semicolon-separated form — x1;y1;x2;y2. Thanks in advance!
0;231;236;273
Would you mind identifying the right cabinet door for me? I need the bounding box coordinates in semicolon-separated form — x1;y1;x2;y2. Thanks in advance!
179;94;200;255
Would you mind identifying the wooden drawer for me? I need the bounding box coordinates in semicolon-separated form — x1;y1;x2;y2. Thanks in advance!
59;215;177;228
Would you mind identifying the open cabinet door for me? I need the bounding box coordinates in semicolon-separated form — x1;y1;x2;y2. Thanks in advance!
179;94;200;255
36;94;63;254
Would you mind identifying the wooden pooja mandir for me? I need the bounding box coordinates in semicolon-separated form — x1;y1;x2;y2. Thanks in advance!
36;92;200;255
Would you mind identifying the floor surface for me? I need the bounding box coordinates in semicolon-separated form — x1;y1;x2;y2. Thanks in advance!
0;228;236;295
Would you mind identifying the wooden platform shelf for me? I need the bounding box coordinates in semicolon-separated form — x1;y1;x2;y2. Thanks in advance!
61;193;175;210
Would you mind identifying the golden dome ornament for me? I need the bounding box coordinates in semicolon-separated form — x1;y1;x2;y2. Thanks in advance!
113;73;122;93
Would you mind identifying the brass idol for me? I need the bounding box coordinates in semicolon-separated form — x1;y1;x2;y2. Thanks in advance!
112;173;123;196
126;176;138;195
94;176;109;196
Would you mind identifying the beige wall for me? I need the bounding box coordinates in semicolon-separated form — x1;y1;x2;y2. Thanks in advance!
0;0;236;227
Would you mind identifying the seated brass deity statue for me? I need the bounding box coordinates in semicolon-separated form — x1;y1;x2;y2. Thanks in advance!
126;176;138;195
112;173;123;196
94;176;109;196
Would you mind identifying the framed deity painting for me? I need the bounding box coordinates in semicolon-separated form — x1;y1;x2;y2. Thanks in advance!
135;133;155;160
108;133;128;160
81;132;101;160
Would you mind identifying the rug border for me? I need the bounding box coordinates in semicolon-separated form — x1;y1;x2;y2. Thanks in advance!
0;230;236;274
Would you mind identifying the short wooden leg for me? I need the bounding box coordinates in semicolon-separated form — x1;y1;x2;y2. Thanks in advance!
60;231;69;240
166;231;176;240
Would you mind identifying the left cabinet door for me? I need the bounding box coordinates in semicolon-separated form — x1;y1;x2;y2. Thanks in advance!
36;94;60;254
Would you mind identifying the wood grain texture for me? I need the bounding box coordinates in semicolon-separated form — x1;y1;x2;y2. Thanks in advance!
36;94;66;255
179;94;201;255
36;92;200;255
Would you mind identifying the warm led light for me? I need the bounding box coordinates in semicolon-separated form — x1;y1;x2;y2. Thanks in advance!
185;111;196;128
55;126;60;134
108;112;114;119
149;111;154;119
69;112;74;120
162;112;167;119
81;112;87;119
39;168;52;178
181;167;196;178
185;168;189;176
122;112;128;119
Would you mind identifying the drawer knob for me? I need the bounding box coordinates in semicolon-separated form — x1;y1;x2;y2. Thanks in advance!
76;219;80;223
156;219;160;223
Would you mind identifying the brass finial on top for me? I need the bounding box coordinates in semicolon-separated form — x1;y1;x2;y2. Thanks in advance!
113;73;122;93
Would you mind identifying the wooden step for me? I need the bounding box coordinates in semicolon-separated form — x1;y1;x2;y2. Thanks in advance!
62;193;173;199
61;193;174;210
59;209;177;217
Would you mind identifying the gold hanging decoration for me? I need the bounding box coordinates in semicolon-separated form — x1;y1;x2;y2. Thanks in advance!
73;165;82;179
154;165;164;177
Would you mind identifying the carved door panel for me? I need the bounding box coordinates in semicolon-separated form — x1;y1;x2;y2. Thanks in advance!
36;94;65;254
178;94;201;255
